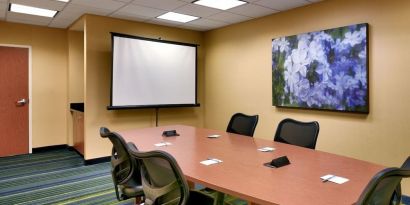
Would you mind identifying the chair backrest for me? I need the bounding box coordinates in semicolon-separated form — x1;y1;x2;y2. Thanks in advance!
401;156;410;168
391;156;410;204
226;113;259;137
99;127;142;198
356;167;410;205
273;118;319;149
128;146;189;205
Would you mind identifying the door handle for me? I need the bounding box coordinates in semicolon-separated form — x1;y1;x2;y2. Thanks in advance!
16;98;28;106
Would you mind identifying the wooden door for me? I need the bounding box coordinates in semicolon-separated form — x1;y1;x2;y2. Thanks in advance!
0;46;29;157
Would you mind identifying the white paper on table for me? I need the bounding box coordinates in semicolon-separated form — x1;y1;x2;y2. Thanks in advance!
200;158;223;166
257;147;275;152
154;142;172;147
207;134;221;138
321;174;349;184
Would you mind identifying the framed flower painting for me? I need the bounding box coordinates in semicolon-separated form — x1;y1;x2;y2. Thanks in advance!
272;23;369;113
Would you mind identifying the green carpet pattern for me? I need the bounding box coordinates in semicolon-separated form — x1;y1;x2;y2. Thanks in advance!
0;149;134;205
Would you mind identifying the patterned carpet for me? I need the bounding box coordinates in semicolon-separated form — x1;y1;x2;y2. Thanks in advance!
0;148;134;205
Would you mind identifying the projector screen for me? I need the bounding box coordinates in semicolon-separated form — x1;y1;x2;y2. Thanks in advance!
108;33;198;109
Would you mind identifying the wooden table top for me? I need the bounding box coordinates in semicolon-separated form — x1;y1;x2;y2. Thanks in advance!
119;125;384;205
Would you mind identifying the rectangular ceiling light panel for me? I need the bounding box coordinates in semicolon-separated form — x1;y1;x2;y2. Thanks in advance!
157;12;199;23
9;3;58;17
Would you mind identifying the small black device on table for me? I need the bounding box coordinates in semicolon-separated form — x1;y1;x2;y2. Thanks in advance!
162;130;179;137
264;156;291;168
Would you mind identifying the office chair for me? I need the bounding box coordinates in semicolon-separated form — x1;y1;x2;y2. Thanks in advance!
273;118;320;149
99;127;144;201
127;145;214;205
391;156;410;204
355;166;410;205
226;113;259;137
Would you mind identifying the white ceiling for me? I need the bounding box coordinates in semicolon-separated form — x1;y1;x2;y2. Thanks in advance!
0;0;322;31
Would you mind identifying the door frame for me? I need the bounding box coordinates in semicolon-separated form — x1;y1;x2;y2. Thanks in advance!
1;44;32;153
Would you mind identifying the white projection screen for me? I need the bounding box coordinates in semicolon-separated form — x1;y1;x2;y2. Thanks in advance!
109;33;198;109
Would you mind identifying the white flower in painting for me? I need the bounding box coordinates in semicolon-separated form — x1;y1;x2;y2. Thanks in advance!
358;26;367;41
358;49;366;59
354;65;367;85
284;56;300;94
298;33;311;43
313;31;333;43
272;37;290;53
297;38;309;52
316;64;332;82
342;28;365;47
308;40;328;65
285;40;310;75
292;47;309;77
334;38;349;52
294;79;310;102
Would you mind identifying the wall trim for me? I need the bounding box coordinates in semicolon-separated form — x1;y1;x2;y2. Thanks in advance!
32;144;69;153
402;195;410;204
85;156;110;165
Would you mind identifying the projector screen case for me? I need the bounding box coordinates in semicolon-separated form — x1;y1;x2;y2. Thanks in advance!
109;32;199;109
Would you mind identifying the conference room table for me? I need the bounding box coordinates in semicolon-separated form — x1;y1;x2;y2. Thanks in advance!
119;125;384;205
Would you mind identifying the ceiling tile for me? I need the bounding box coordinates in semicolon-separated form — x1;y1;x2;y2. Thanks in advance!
253;0;310;11
48;17;73;28
132;0;187;11
110;12;150;22
70;0;125;12
208;11;251;24
114;0;133;2
145;17;184;27
186;18;227;28
178;24;210;32
307;0;322;2
7;11;52;26
113;4;166;19
229;3;277;18
57;3;113;21
0;1;7;20
173;3;221;18
10;0;66;11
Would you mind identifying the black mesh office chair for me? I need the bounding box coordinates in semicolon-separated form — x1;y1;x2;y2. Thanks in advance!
128;145;214;205
391;156;410;204
355;166;410;205
273;118;319;149
99;127;144;201
226;113;259;137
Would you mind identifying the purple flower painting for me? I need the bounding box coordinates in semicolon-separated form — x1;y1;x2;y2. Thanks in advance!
272;23;369;113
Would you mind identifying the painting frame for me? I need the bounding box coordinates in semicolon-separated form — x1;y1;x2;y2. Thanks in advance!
272;23;369;114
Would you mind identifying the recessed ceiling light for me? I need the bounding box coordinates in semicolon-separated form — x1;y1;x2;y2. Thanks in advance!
157;12;199;23
193;0;247;10
9;3;58;18
56;0;70;2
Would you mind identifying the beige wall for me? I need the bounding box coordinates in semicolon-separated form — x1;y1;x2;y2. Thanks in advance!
67;30;84;145
83;15;204;159
68;31;84;103
204;0;410;194
0;21;68;148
